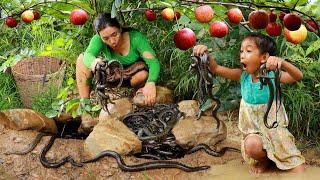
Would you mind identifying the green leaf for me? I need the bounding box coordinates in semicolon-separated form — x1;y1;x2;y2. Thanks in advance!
91;104;102;111
45;110;59;118
111;2;117;18
66;99;80;112
114;0;121;8
67;77;75;86
306;39;320;56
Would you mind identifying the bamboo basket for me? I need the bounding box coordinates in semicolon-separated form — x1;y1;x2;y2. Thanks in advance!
11;56;66;108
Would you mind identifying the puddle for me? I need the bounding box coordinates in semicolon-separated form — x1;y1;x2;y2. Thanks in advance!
201;159;320;180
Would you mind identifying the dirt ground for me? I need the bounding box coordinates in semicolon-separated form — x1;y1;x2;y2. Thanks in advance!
1;111;320;180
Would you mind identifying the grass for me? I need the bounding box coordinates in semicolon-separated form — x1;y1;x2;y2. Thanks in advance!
0;72;22;110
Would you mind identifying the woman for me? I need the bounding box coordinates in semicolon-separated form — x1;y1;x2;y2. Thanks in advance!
76;12;160;106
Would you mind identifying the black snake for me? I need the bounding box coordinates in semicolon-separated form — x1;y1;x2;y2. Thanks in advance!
257;63;281;129
94;60;124;114
190;54;221;129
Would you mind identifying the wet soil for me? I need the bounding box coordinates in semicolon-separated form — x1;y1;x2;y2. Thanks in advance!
1;111;320;180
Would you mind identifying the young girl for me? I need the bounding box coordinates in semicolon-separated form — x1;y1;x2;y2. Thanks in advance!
193;33;305;173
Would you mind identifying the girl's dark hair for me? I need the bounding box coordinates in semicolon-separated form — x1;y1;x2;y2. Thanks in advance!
244;33;277;56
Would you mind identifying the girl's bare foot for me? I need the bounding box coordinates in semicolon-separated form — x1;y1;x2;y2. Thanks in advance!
250;160;270;174
288;163;306;173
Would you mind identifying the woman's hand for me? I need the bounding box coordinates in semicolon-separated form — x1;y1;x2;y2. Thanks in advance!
142;82;156;106
90;57;104;72
193;45;208;56
266;56;284;71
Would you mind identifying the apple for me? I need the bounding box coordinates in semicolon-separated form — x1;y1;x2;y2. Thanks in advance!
305;20;319;32
173;28;196;50
248;10;269;29
283;13;301;31
21;10;34;23
70;9;88;25
145;9;156;21
33;10;41;20
161;8;174;21
209;21;229;38
195;5;214;23
279;12;286;21
268;11;277;22
175;11;181;20
227;8;243;24
266;22;282;36
5;17;18;28
284;24;308;44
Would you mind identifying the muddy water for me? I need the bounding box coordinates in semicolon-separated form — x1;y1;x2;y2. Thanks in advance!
201;159;320;180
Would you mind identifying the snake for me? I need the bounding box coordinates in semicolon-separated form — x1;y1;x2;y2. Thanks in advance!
190;54;221;129
257;63;281;129
5;132;49;155
94;60;124;114
81;150;210;172
40;135;83;168
186;143;240;157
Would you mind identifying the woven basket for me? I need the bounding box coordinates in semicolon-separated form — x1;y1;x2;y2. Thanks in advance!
12;56;66;108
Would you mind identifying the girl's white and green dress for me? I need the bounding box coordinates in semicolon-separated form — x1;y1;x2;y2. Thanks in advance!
239;71;305;170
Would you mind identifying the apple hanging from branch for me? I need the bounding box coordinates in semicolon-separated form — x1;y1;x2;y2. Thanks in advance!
227;8;243;24
173;28;196;50
145;9;156;21
248;10;269;29
209;21;229;38
5;17;18;28
70;9;88;25
161;8;174;21
195;5;214;23
21;10;34;23
284;24;308;44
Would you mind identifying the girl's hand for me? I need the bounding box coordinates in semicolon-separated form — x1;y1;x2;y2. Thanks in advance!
193;45;208;56
142;82;156;106
266;56;284;71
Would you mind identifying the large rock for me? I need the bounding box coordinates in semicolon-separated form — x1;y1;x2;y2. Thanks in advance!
133;86;174;107
178;100;199;117
0;109;57;134
172;116;227;148
84;116;141;157
99;98;133;121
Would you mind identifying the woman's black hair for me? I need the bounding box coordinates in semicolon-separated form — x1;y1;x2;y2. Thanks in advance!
93;12;134;34
244;33;277;56
93;12;121;33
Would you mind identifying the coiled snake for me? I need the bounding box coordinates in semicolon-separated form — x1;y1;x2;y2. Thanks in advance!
190;54;221;129
257;63;281;129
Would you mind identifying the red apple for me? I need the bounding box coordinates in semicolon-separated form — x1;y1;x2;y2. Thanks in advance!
21;10;34;23
5;17;18;28
161;8;174;21
209;21;229;38
195;5;214;23
145;9;156;21
248;10;269;29
266;22;282;36
305;20;319;32
70;9;88;25
284;24;308;44
283;13;301;31
227;8;243;24
33;10;41;20
175;11;181;20
173;28;196;50
268;11;277;22
279;12;286;21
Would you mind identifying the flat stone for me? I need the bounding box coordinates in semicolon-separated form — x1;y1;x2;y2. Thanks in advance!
99;98;133;121
133;86;174;107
